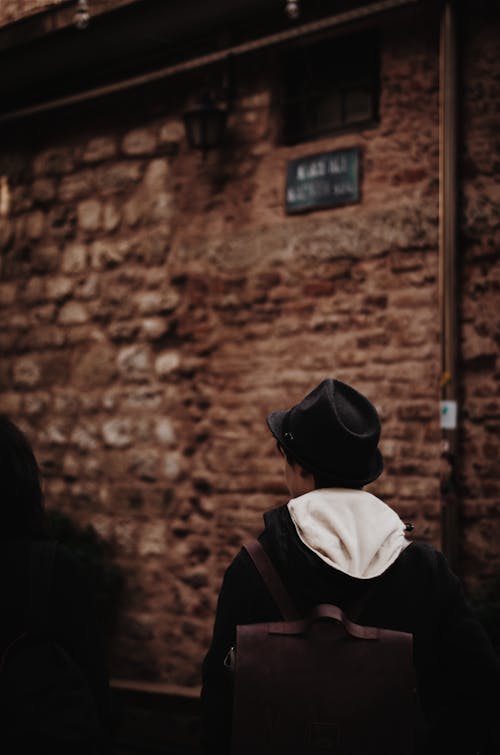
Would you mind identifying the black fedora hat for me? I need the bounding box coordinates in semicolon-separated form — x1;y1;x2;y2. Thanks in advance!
266;379;383;487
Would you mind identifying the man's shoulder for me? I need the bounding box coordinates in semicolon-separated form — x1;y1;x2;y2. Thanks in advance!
224;538;264;579
392;540;461;599
221;535;282;599
399;540;451;571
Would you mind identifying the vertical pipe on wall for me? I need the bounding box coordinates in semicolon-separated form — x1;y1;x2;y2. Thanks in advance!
439;0;460;572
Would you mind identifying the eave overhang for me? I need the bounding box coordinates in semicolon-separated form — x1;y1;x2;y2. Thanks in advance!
0;0;424;124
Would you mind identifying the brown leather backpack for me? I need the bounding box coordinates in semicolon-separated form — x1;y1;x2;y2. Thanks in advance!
230;539;418;755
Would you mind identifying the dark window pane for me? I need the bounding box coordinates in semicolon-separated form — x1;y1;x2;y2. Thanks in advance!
345;89;373;123
314;92;343;129
282;31;379;144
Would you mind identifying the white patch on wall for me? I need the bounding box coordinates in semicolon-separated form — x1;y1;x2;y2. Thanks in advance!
0;176;10;216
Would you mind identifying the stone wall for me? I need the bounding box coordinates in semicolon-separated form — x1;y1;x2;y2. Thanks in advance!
0;0;65;26
0;8;497;687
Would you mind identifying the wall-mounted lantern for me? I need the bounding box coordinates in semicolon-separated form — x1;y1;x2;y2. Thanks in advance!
183;94;228;153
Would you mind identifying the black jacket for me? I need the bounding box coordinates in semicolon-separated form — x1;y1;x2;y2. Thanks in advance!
0;538;110;752
201;504;500;754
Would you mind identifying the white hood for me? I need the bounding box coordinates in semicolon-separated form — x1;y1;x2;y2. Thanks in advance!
288;488;410;579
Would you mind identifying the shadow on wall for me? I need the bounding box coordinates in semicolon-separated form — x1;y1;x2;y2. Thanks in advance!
48;510;202;753
47;508;124;655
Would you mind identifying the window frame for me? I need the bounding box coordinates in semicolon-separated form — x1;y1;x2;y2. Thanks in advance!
280;29;380;146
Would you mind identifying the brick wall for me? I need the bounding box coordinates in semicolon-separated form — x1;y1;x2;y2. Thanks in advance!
0;8;497;687
459;3;500;592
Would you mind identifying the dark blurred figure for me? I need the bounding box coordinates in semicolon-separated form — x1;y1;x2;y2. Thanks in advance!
0;415;110;754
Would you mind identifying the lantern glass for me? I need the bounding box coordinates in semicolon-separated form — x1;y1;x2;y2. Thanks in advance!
183;104;227;151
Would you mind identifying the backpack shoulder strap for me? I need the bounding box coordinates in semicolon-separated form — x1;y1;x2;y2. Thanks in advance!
244;540;300;621
25;541;57;634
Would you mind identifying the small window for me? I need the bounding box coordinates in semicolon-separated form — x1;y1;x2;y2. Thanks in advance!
281;31;379;145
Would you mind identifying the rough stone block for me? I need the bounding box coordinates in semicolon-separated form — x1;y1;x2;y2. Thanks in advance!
71;422;99;452
5;312;30;329
12;357;41;389
10;186;32;215
149;192;173;223
108;321;140;341
134;232;171;265
135;290;179;315
155;351;181;377
21;326;66;350
465;399;500;422
58;301;88;324
143;159;170;190
62;242;88;274
62;453;81;480
41;420;70;446
462;323;497;361
163;451;182;480
90;238;126;269
123;386;163;410
53;388;79;415
39;354;71;386
155;418;176;445
77;198;102;232
46;276;74;301
32;178;56;203
102;417;133;448
31;303;56;325
0;217;14;251
0;282;17;306
75;273;100;300
25;210;45;241
118;344;152;382
138;522;167;556
141;317;169;340
159;120;185;144
122;128;158;156
58;171;94;202
0;331;21;356
129;450;160;482
97;161;143;194
123;193;143;227
48;206;77;239
82;136;117;163
0;392;22;413
103;202;121;232
73;343;118;388
33;147;74;176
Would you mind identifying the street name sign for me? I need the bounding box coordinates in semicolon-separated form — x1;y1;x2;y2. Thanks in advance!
285;147;360;214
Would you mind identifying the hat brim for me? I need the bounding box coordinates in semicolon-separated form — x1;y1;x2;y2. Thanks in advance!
266;410;383;487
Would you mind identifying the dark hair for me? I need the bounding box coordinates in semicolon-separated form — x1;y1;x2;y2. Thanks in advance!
276;441;363;490
0;415;47;540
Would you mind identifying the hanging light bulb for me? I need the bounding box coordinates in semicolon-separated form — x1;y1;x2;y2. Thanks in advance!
74;0;90;30
285;0;300;20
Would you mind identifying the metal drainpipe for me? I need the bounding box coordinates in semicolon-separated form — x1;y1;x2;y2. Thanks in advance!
439;0;460;573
